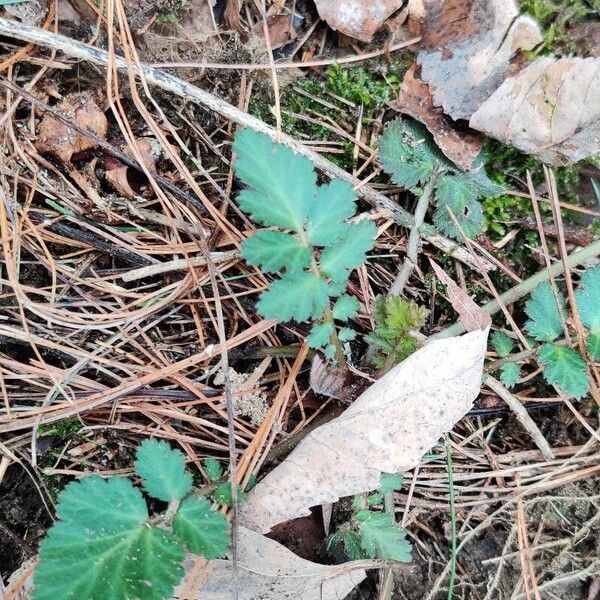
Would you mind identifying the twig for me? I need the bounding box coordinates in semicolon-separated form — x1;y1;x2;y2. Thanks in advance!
445;435;457;600
485;376;554;460
0;17;491;273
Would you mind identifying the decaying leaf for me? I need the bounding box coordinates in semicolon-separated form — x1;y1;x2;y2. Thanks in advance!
253;13;298;49
239;326;489;533
389;63;484;170
417;0;542;120
105;137;161;199
313;0;405;42
470;56;600;165
8;529;365;600
35;91;108;163
310;354;346;399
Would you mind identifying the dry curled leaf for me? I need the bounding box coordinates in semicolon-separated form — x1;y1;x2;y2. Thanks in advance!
240;327;489;533
390;63;484;170
35;91;108;163
417;0;542;120
470;56;600;166
313;0;405;42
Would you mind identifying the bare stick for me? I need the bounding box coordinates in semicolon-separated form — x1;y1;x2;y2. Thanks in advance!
0;17;492;272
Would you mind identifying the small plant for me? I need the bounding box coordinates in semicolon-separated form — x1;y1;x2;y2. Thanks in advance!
202;457;255;506
379;118;504;240
492;266;600;398
34;440;231;600
327;473;412;563
233;129;377;366
367;295;428;370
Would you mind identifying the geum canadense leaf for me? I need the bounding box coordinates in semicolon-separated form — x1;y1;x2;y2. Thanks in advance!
354;511;412;562
203;458;223;482
134;439;192;502
256;271;330;322
306;179;356;246
379;118;447;189
233;129;316;231
308;322;334;349
433;175;484;240
491;331;514;357
332;294;360;321
33;476;184;600
242;230;310;273
173;497;230;559
500;362;521;389
319;220;377;283
587;334;600;362
575;265;600;333
538;343;589;399
525;281;567;342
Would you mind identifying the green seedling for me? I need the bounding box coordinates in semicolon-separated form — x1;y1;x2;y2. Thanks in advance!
327;473;412;564
379;118;504;240
233;129;376;366
491;265;600;398
34;440;231;600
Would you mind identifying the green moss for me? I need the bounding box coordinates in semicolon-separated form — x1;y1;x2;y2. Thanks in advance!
39;419;80;440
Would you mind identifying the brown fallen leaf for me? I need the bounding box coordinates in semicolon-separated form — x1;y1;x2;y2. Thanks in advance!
470;56;600;166
105;137;162;199
239;325;489;533
390;63;484;170
313;0;405;42
35;91;108;163
417;0;542;120
253;13;298;49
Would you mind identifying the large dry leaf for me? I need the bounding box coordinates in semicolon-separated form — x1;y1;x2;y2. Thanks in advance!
239;327;489;533
417;0;542;120
470;56;600;165
390;63;484;170
313;0;405;42
7;528;365;600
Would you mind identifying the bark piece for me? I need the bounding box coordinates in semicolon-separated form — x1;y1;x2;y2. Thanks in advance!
470;56;600;166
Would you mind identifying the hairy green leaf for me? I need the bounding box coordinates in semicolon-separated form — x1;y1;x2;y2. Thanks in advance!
324;344;337;360
203;458;223;482
465;154;505;198
213;481;246;507
433;175;484;239
338;327;357;342
525;282;567;342
587;333;600;362
354;511;412;562
173;498;230;559
379;118;445;189
307;322;334;349
378;473;404;495
319;220;376;283
233;129;316;230
34;477;184;600
500;362;521;389
538;343;589;399
256;271;330;321
491;331;514;358
135;439;192;502
327;529;364;562
307;180;356;246
242;230;311;273
332;294;360;321
575;265;600;333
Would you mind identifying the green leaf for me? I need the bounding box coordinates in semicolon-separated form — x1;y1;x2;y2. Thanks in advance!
212;481;246;507
135;439;192;502
233;129;316;230
465;153;505;198
256;271;330;322
575;265;600;333
500;362;521;389
525;282;567;342
327;529;365;562
173;498;230;559
354;510;412;562
319;220;376;282
538;343;589;399
307;180;356;246
324;344;337;360
433;175;484;239
338;327;357;342
332;295;360;321
308;322;334;349
379;473;404;495
203;458;223;482
34;477;184;600
587;333;600;362
491;331;514;358
367;492;384;505
379;118;446;189
242;230;311;273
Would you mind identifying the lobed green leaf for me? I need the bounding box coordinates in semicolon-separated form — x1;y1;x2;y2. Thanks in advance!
538;343;589;399
135;439;192;502
203;458;223;482
491;331;514;358
242;230;311;273
307;322;334;349
525;282;567;342
587;333;600;362
378;473;404;495
575;265;600;333
433;175;484;239
500;362;521;389
354;510;412;562
332;295;360;322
